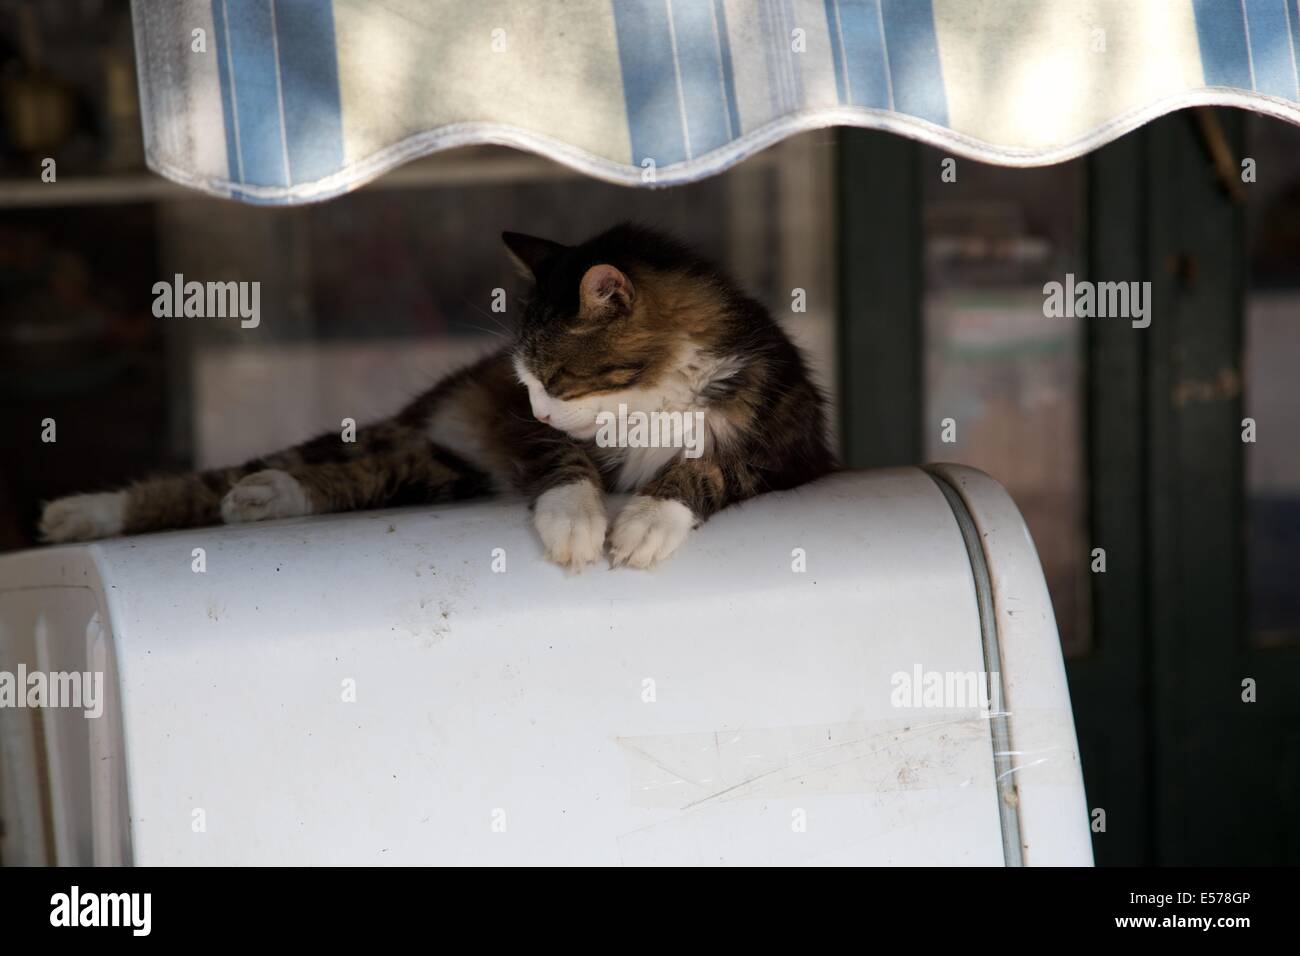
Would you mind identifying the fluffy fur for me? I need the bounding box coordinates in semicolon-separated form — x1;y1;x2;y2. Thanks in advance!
40;224;836;569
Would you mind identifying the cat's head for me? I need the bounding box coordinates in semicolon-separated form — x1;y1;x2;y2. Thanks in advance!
504;224;732;441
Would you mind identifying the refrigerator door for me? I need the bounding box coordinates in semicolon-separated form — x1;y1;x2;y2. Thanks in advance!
0;467;1090;865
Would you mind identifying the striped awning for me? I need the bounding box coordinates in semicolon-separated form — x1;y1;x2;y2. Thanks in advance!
131;0;1300;204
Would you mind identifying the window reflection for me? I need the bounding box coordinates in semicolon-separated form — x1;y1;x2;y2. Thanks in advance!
1245;116;1300;647
922;155;1089;656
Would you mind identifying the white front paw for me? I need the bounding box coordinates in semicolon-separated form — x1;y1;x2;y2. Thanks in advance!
221;469;312;524
608;496;695;569
534;481;607;571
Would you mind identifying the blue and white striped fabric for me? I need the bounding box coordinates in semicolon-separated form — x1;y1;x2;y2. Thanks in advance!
131;0;1300;204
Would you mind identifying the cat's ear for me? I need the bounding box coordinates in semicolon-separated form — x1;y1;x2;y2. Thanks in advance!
502;232;565;280
579;264;635;318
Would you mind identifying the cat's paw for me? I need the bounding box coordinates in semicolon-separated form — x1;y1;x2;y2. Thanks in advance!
39;491;127;543
534;481;607;571
221;469;312;524
608;496;695;569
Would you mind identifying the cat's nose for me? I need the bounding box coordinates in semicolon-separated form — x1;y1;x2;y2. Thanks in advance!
536;412;551;424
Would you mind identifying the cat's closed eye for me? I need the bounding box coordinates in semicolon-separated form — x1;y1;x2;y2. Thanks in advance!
594;363;643;379
593;364;645;387
545;364;644;399
567;367;644;398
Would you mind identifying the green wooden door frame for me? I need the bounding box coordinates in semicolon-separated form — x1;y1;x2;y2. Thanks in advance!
1073;125;1153;866
834;112;1300;865
836;128;922;470
1084;110;1300;864
1141;110;1300;864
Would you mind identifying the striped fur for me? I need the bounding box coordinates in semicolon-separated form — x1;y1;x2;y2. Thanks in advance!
40;224;835;568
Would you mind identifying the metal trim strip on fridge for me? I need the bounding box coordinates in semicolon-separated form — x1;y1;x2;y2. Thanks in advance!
925;466;1025;867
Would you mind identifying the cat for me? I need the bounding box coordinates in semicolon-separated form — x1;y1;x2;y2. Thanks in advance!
39;223;836;569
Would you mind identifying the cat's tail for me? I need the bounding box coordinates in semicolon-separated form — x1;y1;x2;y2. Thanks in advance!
38;463;261;544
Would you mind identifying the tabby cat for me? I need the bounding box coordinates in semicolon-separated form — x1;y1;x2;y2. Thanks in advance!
40;224;835;569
